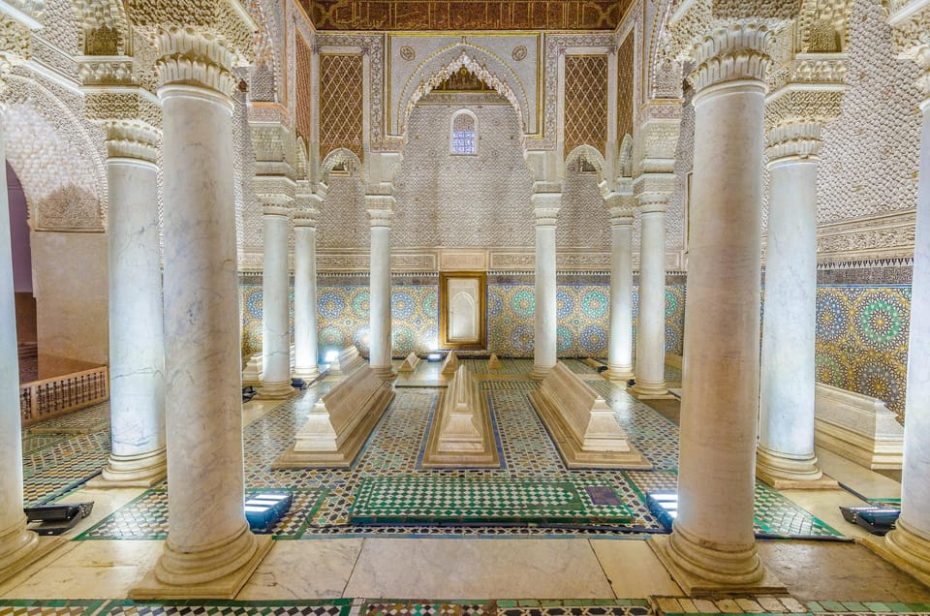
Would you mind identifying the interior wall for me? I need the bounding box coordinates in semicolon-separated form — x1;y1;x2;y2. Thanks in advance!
31;230;108;365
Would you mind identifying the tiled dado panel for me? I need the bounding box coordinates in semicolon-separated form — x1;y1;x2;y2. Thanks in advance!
240;275;688;360
488;278;687;358
241;276;440;358
815;285;911;422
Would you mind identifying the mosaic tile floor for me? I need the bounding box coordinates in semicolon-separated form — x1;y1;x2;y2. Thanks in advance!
70;359;843;540
0;599;928;616
21;403;110;507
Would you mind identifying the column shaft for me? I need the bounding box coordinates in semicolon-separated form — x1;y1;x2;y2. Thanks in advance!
369;208;393;379
649;23;775;593
607;210;634;380
531;193;560;379
293;220;319;380
872;95;930;585
758;148;824;486
0;121;41;582
154;84;263;589
95;138;167;486
633;201;668;396
257;207;293;398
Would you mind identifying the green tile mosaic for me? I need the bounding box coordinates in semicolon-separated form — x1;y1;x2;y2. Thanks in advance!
350;476;634;524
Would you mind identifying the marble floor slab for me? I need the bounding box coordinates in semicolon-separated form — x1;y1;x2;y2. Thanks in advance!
589;540;683;598
237;539;364;600
816;448;902;501
0;541;163;600
342;538;616;599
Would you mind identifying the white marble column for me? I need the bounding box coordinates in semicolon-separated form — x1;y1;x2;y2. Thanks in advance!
868;53;930;586
292;203;320;381
368;203;394;380
632;193;669;397
0;104;61;584
256;204;294;399
605;195;635;381
132;28;271;599
757;122;828;488
650;23;777;594
531;186;561;379
90;122;167;488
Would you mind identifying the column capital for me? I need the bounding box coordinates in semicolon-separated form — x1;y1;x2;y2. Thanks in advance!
261;204;292;218
368;208;394;228
531;185;562;215
766;121;824;165
292;208;319;228
689;21;773;96
103;120;161;164
609;207;635;225
534;207;559;227
365;193;396;211
637;192;669;215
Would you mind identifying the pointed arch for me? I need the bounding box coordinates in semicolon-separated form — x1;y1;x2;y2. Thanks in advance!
395;44;530;141
619;134;634;179
565;144;608;185
320;147;363;186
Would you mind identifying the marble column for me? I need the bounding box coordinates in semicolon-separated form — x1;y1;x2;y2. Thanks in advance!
605;195;635;381
292;204;320;381
0;105;62;584
531;186;561;380
368;203;394;380
631;193;669;397
867;54;930;586
256;204;294;399
132;28;271;599
90;122;167;488
757;122;829;488
650;23;779;593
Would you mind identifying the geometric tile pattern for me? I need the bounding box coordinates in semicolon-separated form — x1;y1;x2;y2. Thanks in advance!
240;277;688;361
350;477;634;524
0;599;928;616
79;487;325;541
37;362;843;540
20;403;109;507
815;285;911;421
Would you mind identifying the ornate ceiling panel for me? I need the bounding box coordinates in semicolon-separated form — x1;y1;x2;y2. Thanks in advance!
305;0;626;30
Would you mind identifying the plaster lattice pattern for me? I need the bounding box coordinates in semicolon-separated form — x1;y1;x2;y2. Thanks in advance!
564;54;609;157
393;102;535;249
320;54;364;162
557;168;611;251
815;285;911;422
316;176;371;251
814;0;923;227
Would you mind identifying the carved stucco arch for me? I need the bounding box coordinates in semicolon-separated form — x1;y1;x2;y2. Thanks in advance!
395;44;530;142
0;72;106;231
565;144;609;190
72;0;130;55
319;147;363;187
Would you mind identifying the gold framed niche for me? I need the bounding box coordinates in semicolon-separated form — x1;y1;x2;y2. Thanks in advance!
439;272;487;350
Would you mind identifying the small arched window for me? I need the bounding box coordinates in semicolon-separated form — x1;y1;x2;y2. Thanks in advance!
450;109;477;155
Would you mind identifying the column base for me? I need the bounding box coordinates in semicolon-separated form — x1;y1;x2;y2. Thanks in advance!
254;380;296;400
530;365;554;381
755;447;839;490
604;366;635;383
292;367;320;382
87;447;167;489
648;526;784;596
131;527;273;600
631;380;675;400
863;519;930;587
371;366;396;381
0;521;67;585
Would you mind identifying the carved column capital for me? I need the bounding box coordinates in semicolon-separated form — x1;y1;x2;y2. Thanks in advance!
367;207;394;228
766;121;824;164
637;192;669;215
261;204;292;218
104;120;161;164
689;21;773;95
292;208;319;228
155;26;240;95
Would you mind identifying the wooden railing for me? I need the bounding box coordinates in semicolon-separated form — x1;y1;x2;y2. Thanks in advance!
20;365;109;427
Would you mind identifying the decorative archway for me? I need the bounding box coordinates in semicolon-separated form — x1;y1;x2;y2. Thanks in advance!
395;44;531;141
